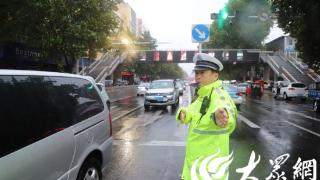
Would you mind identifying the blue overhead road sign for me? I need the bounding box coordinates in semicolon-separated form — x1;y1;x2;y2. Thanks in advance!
192;24;210;43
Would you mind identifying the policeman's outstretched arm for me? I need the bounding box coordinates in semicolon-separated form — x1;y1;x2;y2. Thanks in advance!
214;108;229;128
213;96;238;133
175;104;195;124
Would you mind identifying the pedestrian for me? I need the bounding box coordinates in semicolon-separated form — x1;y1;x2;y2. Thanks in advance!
176;53;238;180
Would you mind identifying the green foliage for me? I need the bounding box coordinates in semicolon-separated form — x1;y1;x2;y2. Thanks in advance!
271;0;320;70
1;0;120;71
205;0;273;49
137;31;157;50
133;63;185;80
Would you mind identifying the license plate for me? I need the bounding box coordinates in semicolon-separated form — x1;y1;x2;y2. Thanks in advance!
297;94;303;96
155;96;163;101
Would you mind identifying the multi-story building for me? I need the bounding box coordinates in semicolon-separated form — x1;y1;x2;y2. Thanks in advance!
266;36;297;55
137;18;147;37
115;2;137;35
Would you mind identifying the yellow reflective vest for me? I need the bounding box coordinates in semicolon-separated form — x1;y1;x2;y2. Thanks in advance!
176;80;237;180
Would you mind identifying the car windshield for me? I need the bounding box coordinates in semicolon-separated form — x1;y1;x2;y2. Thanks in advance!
176;82;183;87
139;83;149;88
238;83;248;87
223;85;236;91
149;81;173;89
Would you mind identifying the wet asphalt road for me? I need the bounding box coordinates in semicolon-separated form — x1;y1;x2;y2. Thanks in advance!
103;86;320;180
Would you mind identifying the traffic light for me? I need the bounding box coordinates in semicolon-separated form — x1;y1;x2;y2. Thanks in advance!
220;7;228;20
218;6;228;30
210;13;218;20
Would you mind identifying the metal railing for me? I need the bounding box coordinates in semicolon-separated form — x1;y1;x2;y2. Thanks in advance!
260;53;280;75
76;50;126;83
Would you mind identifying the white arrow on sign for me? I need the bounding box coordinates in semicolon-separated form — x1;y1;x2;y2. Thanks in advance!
195;28;206;39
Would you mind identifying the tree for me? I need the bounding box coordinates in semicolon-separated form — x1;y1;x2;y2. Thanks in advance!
271;0;320;71
203;0;272;80
205;0;272;49
137;31;157;50
1;0;120;72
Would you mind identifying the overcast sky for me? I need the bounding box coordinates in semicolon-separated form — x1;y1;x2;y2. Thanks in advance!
124;0;285;75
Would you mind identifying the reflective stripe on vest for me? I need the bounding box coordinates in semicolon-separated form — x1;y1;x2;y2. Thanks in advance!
193;128;229;135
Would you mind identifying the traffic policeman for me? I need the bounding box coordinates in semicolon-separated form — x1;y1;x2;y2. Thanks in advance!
176;53;238;180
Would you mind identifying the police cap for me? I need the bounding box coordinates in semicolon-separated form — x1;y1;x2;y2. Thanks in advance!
193;53;223;72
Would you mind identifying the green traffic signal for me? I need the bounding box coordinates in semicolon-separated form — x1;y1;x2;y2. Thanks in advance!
221;7;228;20
218;7;228;30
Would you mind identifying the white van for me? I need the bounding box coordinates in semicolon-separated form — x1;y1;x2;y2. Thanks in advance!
0;70;112;180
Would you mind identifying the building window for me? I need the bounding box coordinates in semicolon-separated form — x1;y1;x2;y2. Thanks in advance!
237;51;243;61
208;52;215;58
223;52;229;61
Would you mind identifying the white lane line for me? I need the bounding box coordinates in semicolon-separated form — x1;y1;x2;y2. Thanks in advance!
113;140;186;147
284;110;320;122
139;140;186;147
110;95;135;103
238;114;260;129
115;110;163;136
112;105;143;122
110;106;119;110
257;107;320;137
143;110;163;126
283;120;320;138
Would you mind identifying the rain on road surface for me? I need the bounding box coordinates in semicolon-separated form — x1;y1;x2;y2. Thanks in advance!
103;86;320;180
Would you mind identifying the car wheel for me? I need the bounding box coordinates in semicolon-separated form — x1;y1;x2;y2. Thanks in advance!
144;105;150;110
172;98;179;109
313;101;320;112
77;158;102;180
172;103;177;109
